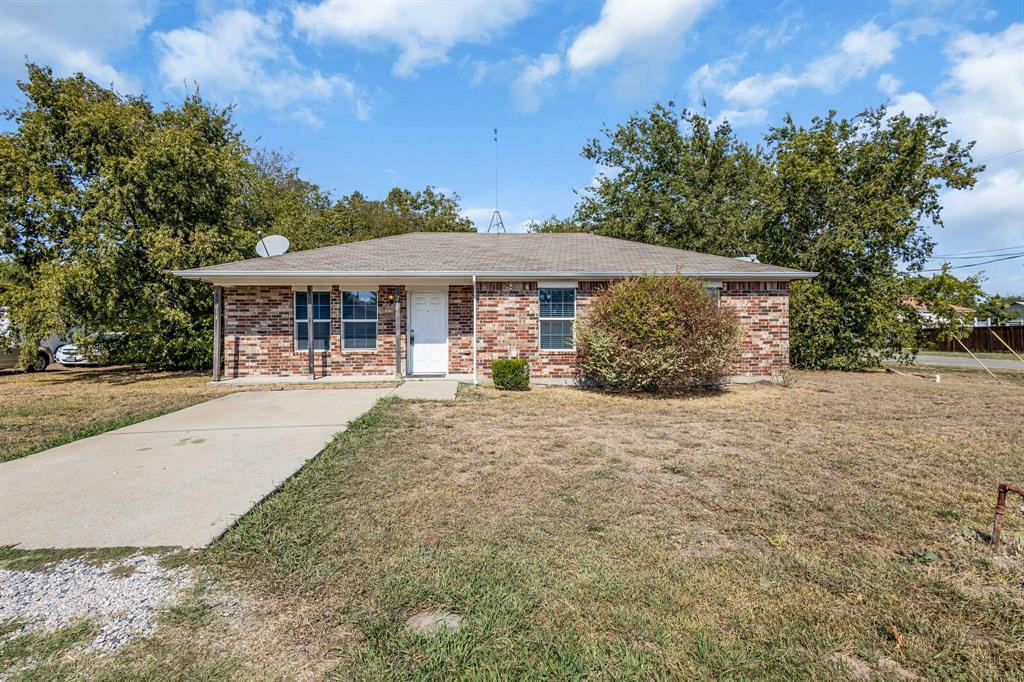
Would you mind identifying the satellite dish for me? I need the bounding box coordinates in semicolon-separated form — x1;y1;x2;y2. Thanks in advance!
255;234;289;258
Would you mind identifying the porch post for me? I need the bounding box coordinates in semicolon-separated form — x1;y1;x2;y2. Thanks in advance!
212;285;222;382
306;285;314;378
472;275;478;384
394;289;401;379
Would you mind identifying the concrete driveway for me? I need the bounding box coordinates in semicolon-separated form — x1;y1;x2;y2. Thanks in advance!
0;389;395;549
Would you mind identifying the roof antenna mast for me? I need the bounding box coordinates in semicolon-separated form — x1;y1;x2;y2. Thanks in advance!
487;127;506;233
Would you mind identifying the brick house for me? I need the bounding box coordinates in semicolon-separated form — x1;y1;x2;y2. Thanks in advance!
174;232;815;382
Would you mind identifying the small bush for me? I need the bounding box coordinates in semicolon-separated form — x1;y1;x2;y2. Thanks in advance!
575;276;741;393
492;358;530;390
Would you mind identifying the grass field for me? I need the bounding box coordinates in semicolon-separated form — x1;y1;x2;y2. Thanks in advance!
4;369;1023;680
0;366;220;463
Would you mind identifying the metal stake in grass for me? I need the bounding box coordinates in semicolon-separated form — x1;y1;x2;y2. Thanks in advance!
992;482;1024;547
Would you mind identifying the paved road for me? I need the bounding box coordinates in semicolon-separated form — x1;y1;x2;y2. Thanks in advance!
914;354;1024;370
0;381;456;549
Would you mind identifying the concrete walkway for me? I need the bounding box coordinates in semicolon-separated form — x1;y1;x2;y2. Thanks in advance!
913;354;1024;370
0;382;457;549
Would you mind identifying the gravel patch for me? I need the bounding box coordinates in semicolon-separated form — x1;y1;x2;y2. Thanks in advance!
0;553;194;654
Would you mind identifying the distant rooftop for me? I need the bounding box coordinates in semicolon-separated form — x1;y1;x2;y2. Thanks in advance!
175;232;816;281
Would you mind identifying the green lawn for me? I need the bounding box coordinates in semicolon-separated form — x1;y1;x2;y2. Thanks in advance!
4;369;1023;680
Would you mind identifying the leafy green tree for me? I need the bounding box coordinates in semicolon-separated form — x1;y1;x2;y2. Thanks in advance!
1;65;253;368
761;108;981;368
571;102;982;369
0;65;475;370
243;150;337;252
974;294;1021;321
575;102;767;256
906;264;983;343
525;215;584;233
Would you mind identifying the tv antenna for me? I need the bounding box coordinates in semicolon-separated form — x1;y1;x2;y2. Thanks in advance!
487;128;506;232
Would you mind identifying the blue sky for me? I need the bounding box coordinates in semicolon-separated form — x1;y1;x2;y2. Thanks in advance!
2;0;1022;293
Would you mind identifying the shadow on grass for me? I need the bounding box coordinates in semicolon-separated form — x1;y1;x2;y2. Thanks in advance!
1;365;208;387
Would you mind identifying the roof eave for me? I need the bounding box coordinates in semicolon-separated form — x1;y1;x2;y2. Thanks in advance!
173;269;818;282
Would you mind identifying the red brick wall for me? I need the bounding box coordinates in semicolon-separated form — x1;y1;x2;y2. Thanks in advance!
448;286;473;374
224;285;406;378
222;279;790;379
720;281;790;377
475;281;607;379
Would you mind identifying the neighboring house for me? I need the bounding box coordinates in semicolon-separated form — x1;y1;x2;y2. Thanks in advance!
1008;301;1024;318
903;297;975;328
174;232;816;382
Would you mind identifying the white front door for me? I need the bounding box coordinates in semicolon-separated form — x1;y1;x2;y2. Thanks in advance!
409;291;448;375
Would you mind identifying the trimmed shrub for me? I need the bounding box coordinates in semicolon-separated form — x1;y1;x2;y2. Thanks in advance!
492;358;530;390
575;276;741;393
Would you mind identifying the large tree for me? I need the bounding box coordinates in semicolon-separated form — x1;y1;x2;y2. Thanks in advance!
0;65;473;369
575;102;767;256
761;108;981;368
1;65;253;368
570;103;982;369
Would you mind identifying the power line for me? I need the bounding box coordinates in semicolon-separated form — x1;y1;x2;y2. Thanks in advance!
976;147;1024;164
920;253;1024;271
928;244;1024;258
926;251;1024;260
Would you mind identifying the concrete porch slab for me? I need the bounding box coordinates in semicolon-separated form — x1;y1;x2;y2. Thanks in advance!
392;380;459;400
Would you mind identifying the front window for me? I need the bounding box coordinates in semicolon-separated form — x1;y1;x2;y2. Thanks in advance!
539;287;575;350
295;291;330;351
343;291;377;349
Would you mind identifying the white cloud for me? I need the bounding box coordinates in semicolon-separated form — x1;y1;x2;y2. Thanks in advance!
290;107;326;130
567;0;713;71
687;55;742;104
941;167;1023;246
510;53;561;112
154;9;372;121
877;73;901;95
724;22;901;106
939;23;1024;160
888;91;934;118
716;108;769;128
293;0;532;77
0;0;152;91
740;14;803;50
884;24;1024;294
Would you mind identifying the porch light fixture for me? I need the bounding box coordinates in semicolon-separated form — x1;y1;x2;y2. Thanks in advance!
384;291;397;303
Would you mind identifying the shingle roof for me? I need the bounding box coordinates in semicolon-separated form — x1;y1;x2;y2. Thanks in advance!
175;232;815;280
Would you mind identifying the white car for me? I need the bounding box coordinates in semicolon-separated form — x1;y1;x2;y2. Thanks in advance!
55;332;125;366
55;343;89;366
0;308;73;372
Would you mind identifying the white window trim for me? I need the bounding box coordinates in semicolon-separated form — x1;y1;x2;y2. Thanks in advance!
342;290;379;352
539;286;576;352
294;290;331;352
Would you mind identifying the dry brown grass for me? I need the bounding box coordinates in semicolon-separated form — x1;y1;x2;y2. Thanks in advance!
9;368;1023;679
0;366;220;462
204;368;1023;679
